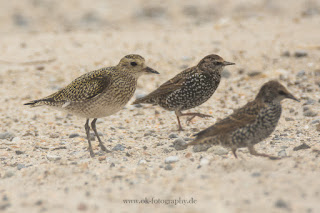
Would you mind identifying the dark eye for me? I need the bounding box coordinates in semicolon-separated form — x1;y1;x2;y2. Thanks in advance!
130;62;137;66
278;90;286;95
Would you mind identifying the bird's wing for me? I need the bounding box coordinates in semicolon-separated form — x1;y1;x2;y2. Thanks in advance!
43;68;112;103
143;67;196;98
191;100;265;143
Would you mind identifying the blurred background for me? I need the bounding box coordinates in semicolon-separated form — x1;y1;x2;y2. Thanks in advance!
1;0;319;33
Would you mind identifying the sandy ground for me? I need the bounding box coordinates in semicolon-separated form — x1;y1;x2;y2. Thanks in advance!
0;0;320;212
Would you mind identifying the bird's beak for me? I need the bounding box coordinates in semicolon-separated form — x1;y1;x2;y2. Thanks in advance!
223;61;235;66
286;92;300;102
144;66;160;74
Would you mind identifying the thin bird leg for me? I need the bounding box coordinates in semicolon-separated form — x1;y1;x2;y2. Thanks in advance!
179;112;212;124
248;145;279;160
85;119;95;157
232;147;238;158
91;118;111;153
175;111;184;131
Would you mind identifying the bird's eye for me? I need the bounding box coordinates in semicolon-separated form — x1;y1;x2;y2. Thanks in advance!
278;90;286;95
130;62;137;66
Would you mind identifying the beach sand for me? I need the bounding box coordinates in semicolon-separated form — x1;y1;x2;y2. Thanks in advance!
0;0;320;212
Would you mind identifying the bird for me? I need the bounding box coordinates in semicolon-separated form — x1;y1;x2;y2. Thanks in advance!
188;80;299;159
132;54;235;131
24;54;159;157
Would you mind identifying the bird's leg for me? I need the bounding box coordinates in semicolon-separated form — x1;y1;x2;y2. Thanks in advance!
232;147;238;158
175;110;184;131
248;145;279;160
91;118;111;153
180;112;212;124
85;119;95;157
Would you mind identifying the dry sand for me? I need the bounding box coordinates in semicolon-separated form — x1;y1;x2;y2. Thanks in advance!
0;0;320;212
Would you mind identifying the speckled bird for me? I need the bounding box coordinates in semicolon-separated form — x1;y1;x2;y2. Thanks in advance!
24;54;159;157
188;80;299;159
132;54;235;131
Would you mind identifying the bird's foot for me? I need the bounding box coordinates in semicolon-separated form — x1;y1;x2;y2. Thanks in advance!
89;149;95;158
250;151;280;160
177;126;184;131
100;144;111;153
185;113;212;124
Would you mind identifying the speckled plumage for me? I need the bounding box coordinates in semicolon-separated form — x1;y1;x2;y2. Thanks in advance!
25;54;159;157
188;80;299;159
133;54;235;130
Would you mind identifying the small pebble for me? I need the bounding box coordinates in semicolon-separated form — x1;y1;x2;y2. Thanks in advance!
304;99;316;105
11;137;20;143
169;133;178;139
144;131;154;137
164;164;173;170
275;199;290;209
112;144;125;151
69;133;80;138
192;144;212;152
138;159;147;165
35;200;43;206
165;156;179;164
110;162;115;168
98;156;106;161
3;170;14;178
278;150;287;157
294;50;308;58
285;117;294;121
0;132;15;140
163;148;172;153
77;202;88;211
281;51;290;57
46;154;61;161
248;71;262;77
303;110;318;117
17;164;26;170
49;133;60;138
293;143;310;151
15;150;24;155
296;70;306;77
200;158;209;166
251;172;261;177
208;146;229;155
310;119;320;125
36;65;45;71
173;138;187;150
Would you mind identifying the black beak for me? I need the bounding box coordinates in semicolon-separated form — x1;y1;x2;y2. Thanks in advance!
144;66;159;74
287;93;300;102
223;61;235;66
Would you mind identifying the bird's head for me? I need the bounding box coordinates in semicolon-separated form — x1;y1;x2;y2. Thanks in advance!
256;80;299;103
118;54;159;78
197;54;235;73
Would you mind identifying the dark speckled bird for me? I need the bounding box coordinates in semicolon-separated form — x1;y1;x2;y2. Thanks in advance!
24;54;159;157
132;54;235;131
188;80;299;159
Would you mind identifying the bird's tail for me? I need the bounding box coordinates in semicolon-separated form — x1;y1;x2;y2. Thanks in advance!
24;99;50;107
132;95;157;105
187;135;219;146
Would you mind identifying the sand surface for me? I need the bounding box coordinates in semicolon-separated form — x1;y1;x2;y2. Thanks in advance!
0;0;320;212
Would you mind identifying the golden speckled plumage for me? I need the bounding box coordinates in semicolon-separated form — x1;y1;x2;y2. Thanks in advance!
25;54;159;157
